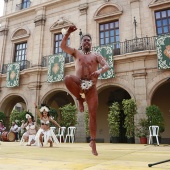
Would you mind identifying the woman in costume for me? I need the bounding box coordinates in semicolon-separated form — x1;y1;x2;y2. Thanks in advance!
21;112;37;146
33;103;60;147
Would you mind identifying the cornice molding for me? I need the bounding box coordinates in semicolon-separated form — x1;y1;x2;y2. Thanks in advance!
50;17;73;32
130;0;139;3
11;27;30;41
0;0;79;20
27;82;42;90
149;0;170;8
94;3;123;21
132;72;147;78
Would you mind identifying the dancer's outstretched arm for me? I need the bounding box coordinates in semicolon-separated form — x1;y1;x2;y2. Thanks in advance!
34;103;42;119
49;117;61;128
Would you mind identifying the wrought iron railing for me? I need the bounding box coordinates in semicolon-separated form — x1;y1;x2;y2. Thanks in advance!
1;60;30;74
92;36;157;56
115;36;156;55
16;0;31;10
41;53;74;67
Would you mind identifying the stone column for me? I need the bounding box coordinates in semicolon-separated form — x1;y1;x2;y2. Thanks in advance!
28;7;45;116
32;7;46;67
133;71;147;114
78;2;88;35
0;18;8;72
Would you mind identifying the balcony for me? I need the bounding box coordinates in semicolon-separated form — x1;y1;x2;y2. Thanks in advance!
41;36;157;67
115;36;156;55
92;36;156;56
16;0;31;11
1;60;30;74
42;53;73;67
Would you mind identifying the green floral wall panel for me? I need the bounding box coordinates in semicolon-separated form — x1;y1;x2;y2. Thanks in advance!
156;34;170;69
47;54;65;83
6;63;20;87
93;44;114;79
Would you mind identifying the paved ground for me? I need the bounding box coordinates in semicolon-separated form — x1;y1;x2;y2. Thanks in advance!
0;142;170;170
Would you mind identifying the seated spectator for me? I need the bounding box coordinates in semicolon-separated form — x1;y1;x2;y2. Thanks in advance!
10;121;19;141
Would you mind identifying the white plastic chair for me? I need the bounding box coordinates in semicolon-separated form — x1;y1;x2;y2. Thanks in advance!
64;126;76;143
56;127;66;143
149;125;159;146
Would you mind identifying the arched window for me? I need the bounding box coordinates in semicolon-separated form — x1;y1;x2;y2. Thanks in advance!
50;18;73;63
94;3;122;54
11;27;30;70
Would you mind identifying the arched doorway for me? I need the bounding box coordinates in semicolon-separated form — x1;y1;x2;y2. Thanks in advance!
151;79;170;143
97;86;131;143
42;90;75;123
0;95;26;130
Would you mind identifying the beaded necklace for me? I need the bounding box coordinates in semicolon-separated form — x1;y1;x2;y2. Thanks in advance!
82;51;92;55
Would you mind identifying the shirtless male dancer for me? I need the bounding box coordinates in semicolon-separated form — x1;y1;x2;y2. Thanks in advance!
60;25;109;156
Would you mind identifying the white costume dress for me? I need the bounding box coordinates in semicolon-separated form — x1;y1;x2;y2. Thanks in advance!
33;118;59;147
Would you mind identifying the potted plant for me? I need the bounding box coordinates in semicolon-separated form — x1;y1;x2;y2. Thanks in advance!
107;102;120;143
146;105;165;143
84;109;90;142
135;118;149;144
122;99;137;143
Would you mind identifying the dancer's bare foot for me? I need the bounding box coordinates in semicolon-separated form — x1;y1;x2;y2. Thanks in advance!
49;141;53;147
26;144;31;146
89;139;98;156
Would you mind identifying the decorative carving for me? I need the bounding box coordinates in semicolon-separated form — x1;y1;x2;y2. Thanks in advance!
50;17;73;32
78;3;88;15
13;29;27;37
0;27;8;36
11;28;30;41
34;15;46;27
97;6;119;16
94;4;123;20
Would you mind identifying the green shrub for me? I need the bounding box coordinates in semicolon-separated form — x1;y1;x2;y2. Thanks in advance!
108;102;120;137
9;110;33;127
146;105;164;133
59;103;78;128
0;111;7;126
123;99;137;139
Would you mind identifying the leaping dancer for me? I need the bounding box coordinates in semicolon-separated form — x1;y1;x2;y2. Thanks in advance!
60;25;109;156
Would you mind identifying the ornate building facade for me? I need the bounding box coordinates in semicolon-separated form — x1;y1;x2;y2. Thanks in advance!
0;0;170;143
